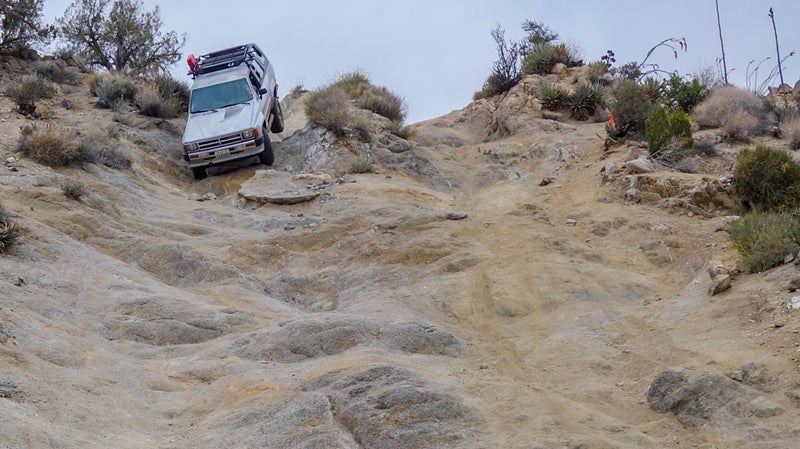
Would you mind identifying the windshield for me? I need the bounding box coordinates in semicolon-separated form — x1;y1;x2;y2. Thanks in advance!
190;78;253;113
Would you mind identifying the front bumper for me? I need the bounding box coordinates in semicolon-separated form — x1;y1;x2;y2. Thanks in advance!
183;135;265;167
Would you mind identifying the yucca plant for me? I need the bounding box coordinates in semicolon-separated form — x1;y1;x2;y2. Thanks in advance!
536;82;566;110
0;220;18;254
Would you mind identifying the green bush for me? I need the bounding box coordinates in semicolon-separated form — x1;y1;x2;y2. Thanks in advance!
645;106;670;153
536;82;566;111
663;74;708;113
728;211;800;273
734;145;800;211
5;74;56;115
305;85;352;136
17;125;82;167
567;82;607;120
134;83;179;118
607;79;653;137
91;74;139;109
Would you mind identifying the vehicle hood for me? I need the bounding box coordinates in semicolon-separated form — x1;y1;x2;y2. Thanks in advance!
182;103;259;142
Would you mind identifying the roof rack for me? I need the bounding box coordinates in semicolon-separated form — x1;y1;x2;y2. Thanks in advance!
190;43;266;79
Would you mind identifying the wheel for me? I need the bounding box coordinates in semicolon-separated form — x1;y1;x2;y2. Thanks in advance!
191;166;207;180
258;129;274;165
270;99;284;134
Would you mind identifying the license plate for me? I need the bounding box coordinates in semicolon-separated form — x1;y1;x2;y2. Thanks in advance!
215;148;230;158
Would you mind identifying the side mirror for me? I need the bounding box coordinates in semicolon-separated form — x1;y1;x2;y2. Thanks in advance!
258;87;268;97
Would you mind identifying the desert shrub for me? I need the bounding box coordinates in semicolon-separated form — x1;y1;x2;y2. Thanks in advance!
348;158;374;174
357;85;406;124
61;178;88;200
673;155;700;174
134;83;179;119
694;85;769;138
393;125;413;139
77;135;131;169
663;74;709;113
331;70;370;99
305;85;352;136
536;82;567;111
567;82;607;120
32;59;82;85
0;219;18;254
586;60;609;83
727;211;800;273
152;73;189;112
17;125;81;167
288;84;307;99
351;116;372;142
694;140;717;156
607;79;653;137
474;73;511;100
91;73;139;109
5;73;56;115
781;116;800;150
734;145;800;211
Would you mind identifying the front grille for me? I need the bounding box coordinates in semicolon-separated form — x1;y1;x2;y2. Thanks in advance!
194;132;245;151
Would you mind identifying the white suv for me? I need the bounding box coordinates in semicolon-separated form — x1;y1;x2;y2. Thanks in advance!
181;44;284;180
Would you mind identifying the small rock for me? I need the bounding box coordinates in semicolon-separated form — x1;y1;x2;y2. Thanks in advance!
5;156;15;165
709;274;732;296
566;219;577;226
284;223;296;231
788;296;800;310
446;211;468;220
626;157;654;174
188;193;202;201
787;277;800;292
202;192;217;201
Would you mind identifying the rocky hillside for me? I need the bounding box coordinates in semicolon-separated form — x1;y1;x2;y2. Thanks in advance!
2;64;800;448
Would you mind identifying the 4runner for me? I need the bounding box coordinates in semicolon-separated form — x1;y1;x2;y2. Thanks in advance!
181;43;284;180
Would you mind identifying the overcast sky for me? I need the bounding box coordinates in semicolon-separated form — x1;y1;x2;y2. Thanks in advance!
42;0;800;123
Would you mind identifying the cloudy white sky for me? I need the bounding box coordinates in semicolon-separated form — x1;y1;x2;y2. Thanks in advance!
42;0;800;123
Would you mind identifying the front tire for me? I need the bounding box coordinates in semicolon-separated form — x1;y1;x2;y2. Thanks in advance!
270;99;284;134
258;129;274;165
191;166;207;180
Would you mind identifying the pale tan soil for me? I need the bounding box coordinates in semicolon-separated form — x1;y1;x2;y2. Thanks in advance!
1;65;800;448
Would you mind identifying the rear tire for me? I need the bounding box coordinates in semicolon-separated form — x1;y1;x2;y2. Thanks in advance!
258;129;274;165
191;166;207;180
270;99;284;134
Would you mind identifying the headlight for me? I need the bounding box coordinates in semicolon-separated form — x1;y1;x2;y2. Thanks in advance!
243;129;255;139
183;143;198;152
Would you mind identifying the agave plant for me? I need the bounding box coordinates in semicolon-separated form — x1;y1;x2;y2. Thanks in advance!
640;76;665;103
567;82;608;120
536;82;566;111
0;220;18;253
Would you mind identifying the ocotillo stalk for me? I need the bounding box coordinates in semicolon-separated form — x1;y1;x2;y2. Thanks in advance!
769;7;784;86
715;0;728;84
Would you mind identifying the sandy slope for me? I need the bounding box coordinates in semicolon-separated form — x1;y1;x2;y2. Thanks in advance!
1;74;800;448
